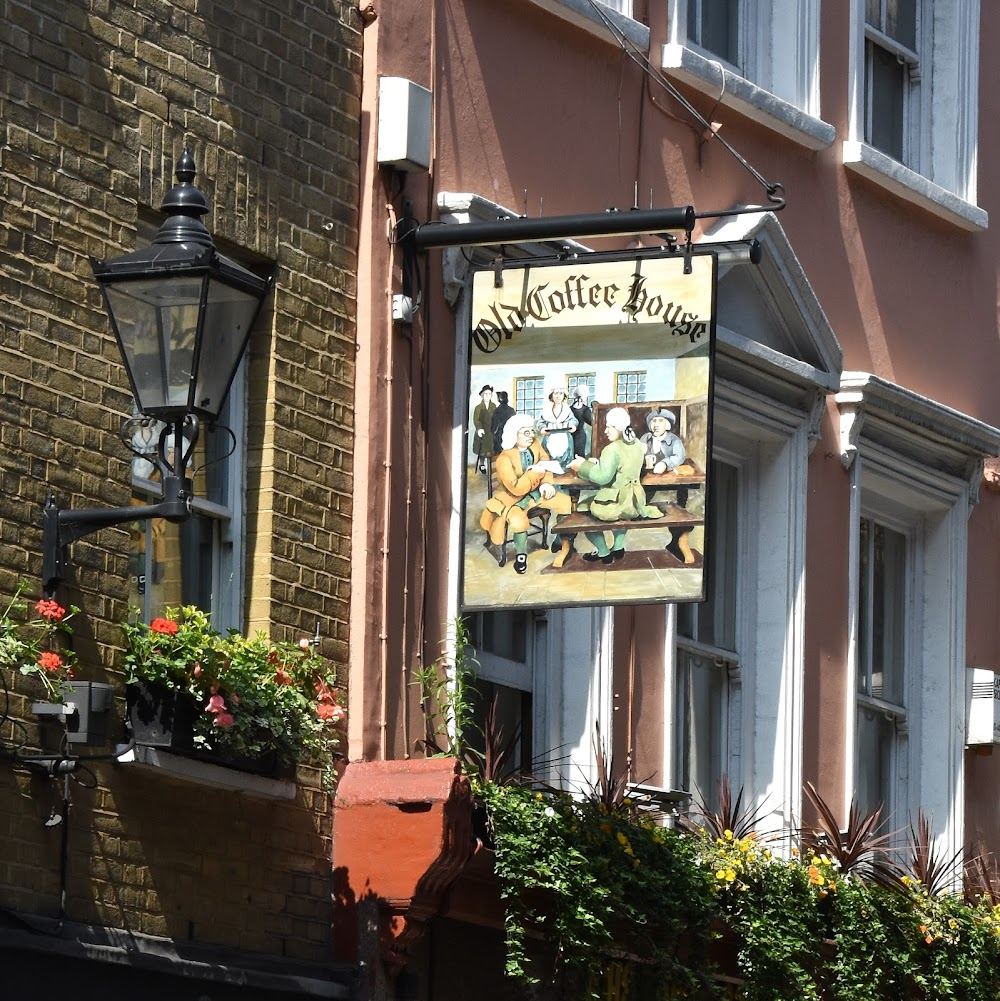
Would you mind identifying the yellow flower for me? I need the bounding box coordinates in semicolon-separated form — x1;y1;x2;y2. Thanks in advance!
616;832;628;846
808;866;823;886
724;829;734;841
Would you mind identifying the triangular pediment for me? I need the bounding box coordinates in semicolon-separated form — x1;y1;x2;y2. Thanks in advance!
701;211;842;400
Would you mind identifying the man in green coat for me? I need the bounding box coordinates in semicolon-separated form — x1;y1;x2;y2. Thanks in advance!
568;406;662;563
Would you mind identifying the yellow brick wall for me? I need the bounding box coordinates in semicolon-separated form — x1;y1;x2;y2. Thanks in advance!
0;0;360;963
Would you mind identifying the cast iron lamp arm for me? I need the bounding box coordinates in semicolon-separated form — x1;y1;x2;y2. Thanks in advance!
41;416;199;597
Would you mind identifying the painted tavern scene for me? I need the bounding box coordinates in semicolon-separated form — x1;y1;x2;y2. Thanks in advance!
462;254;715;611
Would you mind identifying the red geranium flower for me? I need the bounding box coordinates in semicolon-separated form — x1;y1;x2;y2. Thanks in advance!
35;599;66;622
317;701;345;722
150;617;179;635
37;651;63;672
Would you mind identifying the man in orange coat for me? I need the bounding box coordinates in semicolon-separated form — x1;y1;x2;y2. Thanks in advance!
480;414;572;574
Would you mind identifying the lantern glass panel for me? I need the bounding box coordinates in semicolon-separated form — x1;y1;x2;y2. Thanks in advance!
104;275;208;416
193;276;264;418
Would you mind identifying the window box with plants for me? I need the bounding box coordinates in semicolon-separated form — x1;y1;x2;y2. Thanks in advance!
121;605;346;786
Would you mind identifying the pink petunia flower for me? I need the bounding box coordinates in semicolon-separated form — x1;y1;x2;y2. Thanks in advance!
213;712;235;728
205;694;227;713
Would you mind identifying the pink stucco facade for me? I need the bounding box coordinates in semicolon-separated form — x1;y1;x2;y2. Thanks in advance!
349;0;1000;855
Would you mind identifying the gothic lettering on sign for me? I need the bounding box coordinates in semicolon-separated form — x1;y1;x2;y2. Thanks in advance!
471;271;706;353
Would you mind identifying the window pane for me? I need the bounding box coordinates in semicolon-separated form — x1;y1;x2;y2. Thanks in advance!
858;518;872;694
615;371;646;403
864;0;881;28
856;706;894;817
678;460;737;650
859;518;905;705
886;0;916;50
871;523;905;704
515;377;545;419
867;40;906;161
702;462;737;650
567;372;596;400
479;609;529;663
468;680;532;779
700;0;739;65
676;648;725;809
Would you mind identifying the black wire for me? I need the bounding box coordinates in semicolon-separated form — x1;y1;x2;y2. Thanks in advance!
0;672;30;752
584;0;786;209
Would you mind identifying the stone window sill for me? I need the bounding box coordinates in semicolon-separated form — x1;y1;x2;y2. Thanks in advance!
114;744;297;800
842;141;988;232
524;0;648;48
661;44;835;151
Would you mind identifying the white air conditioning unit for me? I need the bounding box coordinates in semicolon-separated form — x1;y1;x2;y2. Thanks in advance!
967;667;1000;746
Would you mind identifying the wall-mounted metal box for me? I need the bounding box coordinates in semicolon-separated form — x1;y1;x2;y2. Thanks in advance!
967;667;1000;746
377;77;432;172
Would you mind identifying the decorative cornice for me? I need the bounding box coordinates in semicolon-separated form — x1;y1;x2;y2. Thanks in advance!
835;373;1000;495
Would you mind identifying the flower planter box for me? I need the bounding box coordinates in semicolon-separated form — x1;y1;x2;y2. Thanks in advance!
126;681;295;779
126;681;197;752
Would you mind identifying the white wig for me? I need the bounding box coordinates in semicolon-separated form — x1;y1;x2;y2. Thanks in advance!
605;407;631;432
501;413;535;450
605;406;637;443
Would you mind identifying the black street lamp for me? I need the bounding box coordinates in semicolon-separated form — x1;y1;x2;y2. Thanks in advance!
42;149;273;596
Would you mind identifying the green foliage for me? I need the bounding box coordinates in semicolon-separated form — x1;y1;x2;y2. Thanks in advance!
122;605;345;786
478;780;717;996
412;616;482;771
479;780;1000;1000
699;829;825;1000
0;584;79;701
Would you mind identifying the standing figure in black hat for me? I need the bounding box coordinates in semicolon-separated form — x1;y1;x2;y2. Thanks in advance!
471;384;496;473
491;390;516;446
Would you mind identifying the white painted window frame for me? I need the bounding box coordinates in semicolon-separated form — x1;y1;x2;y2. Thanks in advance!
853;509;913;828
664;374;813;839
662;0;835;151
843;0;986;232
837;372;1000;880
671;449;745;812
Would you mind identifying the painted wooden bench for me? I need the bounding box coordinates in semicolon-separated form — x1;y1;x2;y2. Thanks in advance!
552;503;703;564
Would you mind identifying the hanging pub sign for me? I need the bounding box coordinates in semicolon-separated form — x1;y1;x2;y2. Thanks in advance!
461;252;717;612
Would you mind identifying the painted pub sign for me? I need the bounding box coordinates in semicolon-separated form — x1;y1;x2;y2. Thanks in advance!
461;253;717;611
